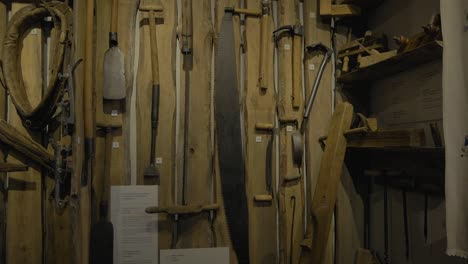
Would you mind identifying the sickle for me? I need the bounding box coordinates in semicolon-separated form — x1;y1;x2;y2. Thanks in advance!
1;2;72;130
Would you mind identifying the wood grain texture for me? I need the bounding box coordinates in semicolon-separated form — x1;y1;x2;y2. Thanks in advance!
277;0;305;263
177;0;214;249
136;0;176;250
71;0;86;262
308;102;353;264
6;3;43;263
244;0;277;262
301;1;335;263
0;2;7;262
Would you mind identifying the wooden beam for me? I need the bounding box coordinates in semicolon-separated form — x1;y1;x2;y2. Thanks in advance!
320;0;361;17
0;163;28;173
307;102;354;263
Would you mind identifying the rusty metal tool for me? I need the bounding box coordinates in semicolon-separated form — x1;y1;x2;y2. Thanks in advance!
254;123;274;202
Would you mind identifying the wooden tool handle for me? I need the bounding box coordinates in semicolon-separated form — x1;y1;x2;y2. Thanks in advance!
102;130;113;204
111;0;119;33
292;34;302;108
254;194;273;202
145;204;219;215
255;122;274;131
148;10;160;85
231;8;261;16
259;11;270;91
0;162;28;173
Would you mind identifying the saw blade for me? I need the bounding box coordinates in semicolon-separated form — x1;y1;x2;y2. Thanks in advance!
214;11;250;264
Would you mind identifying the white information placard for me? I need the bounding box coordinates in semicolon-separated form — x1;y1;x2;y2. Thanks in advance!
160;248;229;264
111;185;158;264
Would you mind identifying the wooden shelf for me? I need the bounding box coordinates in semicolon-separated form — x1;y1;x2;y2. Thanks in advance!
342;0;384;9
338;41;443;83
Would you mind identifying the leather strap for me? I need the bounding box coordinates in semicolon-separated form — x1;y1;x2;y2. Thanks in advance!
1;2;72;130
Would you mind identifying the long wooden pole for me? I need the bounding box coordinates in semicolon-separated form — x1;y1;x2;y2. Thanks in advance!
82;0;95;262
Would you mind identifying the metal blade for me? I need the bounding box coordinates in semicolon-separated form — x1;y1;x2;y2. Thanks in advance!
103;47;126;100
214;12;250;264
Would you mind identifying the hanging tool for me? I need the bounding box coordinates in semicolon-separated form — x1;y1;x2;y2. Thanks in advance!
290;43;332;168
383;172;390;264
303;43;333;128
89;122;121;264
1;2;73;130
254;123;274;202
82;0;95;261
258;0;271;91
103;0;127;114
391;171;414;261
215;8;250;263
273;24;303;109
224;7;261;17
300;102;354;263
139;1;164;186
424;192;428;243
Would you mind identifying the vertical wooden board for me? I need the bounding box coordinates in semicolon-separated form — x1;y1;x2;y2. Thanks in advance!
244;0;277;262
46;200;74;264
6;3;43;263
0;1;8;262
335;168;364;264
277;0;304;263
177;0;214;249
71;0;86;262
301;1;334;263
93;0;112;225
118;0;139;185
135;0;177;250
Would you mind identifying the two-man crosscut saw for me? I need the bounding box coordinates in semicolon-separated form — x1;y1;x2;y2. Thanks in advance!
214;9;250;264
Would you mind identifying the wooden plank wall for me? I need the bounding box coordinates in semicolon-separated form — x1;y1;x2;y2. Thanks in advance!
71;0;86;262
244;0;278;263
6;3;43;263
0;1;7;263
277;0;305;263
135;0;177;250
302;1;335;264
176;0;214;249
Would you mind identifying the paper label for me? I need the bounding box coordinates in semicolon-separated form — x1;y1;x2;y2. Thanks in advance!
111;110;119;116
112;142;120;149
156;157;163;164
112;186;158;264
284;44;291;50
308;64;315;71
310;12;316;19
256;136;262;143
286;125;293;132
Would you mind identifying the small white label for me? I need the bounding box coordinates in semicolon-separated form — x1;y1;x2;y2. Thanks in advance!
112;142;120;149
255;136;262;143
156;157;163;164
76;137;81;144
308;64;315;71
111;110;119;116
310;12;316;19
31;29;38;35
286;125;293;132
284;44;291;50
